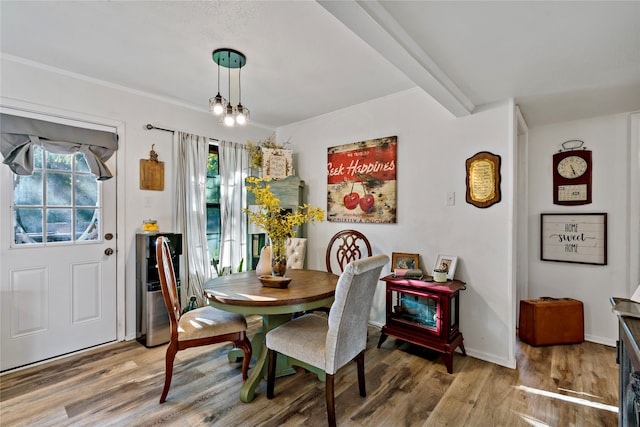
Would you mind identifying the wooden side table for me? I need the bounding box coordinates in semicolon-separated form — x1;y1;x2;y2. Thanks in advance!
378;275;466;373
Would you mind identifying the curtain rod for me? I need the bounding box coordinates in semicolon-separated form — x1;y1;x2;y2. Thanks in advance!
145;123;174;133
145;123;219;142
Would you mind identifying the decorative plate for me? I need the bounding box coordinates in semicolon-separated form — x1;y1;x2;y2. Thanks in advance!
258;275;292;289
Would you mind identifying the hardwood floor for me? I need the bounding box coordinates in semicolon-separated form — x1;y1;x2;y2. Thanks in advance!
0;315;618;426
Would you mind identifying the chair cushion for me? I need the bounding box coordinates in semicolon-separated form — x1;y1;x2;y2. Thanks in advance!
266;314;328;370
178;306;247;341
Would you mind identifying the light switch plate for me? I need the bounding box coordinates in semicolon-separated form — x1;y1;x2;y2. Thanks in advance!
446;192;455;206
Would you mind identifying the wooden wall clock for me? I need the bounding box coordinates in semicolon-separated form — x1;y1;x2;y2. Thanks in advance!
552;140;592;205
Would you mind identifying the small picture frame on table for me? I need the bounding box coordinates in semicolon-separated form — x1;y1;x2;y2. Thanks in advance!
433;254;458;280
391;252;419;272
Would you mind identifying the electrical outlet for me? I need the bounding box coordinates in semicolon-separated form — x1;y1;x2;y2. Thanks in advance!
446;192;455;206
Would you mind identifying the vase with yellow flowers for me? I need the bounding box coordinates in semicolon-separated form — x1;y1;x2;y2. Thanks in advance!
245;177;324;277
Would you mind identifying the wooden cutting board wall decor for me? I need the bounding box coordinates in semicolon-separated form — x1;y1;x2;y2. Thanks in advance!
140;144;164;190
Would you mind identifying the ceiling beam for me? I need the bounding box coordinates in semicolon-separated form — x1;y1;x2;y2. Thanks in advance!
318;0;475;117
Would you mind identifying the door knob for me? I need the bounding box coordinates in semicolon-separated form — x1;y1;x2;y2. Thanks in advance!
105;248;114;256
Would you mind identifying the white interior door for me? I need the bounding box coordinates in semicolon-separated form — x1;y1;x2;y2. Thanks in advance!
0;123;117;372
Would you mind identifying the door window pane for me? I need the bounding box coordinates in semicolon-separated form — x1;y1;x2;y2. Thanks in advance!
14;208;43;244
14;172;43;205
33;145;43;169
75;152;90;173
47;172;72;206
75;175;98;206
47;208;72;242
46;151;72;171
76;209;99;241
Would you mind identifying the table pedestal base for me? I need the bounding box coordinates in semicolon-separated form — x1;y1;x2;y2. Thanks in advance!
231;314;296;403
205;275;337;404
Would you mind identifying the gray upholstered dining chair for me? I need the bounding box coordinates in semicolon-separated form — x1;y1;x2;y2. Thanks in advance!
155;236;251;403
265;254;389;426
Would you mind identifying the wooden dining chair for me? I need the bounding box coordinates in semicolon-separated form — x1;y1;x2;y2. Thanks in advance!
325;229;373;274
265;254;389;427
155;236;252;403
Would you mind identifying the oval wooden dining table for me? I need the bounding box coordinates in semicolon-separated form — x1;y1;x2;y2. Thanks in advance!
204;269;339;403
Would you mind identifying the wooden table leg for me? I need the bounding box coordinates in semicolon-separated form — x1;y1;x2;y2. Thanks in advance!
239;313;296;403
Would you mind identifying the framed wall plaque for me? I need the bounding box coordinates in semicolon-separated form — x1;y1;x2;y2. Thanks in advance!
540;213;607;265
465;151;501;208
262;147;293;180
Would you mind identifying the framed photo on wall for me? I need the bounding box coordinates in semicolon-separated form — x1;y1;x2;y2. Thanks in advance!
433;254;458;280
540;213;607;265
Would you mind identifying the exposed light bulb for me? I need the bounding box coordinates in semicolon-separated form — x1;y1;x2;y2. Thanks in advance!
213;99;224;115
223;104;235;126
236;104;247;125
209;94;225;116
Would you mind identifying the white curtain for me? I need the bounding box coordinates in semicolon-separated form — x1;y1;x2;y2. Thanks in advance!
218;140;249;275
174;131;211;307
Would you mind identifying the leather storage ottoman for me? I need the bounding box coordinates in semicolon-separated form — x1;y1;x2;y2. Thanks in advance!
519;297;584;346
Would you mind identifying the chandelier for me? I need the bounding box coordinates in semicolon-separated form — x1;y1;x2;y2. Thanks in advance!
209;48;249;127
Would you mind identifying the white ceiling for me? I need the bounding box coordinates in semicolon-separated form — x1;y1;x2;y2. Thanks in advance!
1;1;639;129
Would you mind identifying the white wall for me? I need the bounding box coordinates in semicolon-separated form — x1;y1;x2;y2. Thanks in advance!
278;88;517;368
528;112;639;346
7;55;634;369
1;58;274;339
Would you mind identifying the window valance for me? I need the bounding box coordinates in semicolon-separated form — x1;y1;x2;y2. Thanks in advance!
0;113;119;180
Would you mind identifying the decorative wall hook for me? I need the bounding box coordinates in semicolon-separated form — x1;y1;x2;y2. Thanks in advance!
140;144;164;191
149;144;159;162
